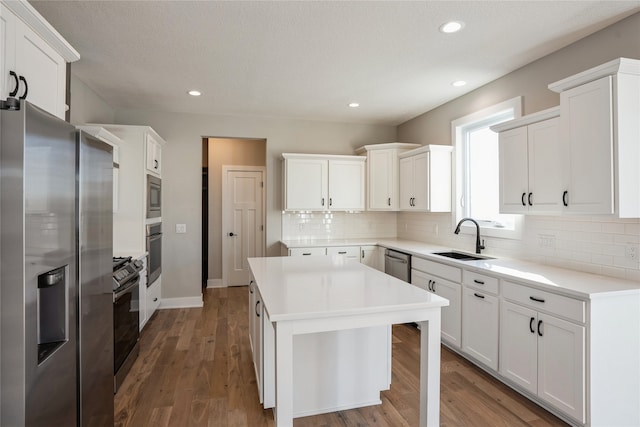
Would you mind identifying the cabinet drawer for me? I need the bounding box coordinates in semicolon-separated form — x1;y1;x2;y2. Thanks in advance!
326;246;360;258
463;270;499;295
147;279;161;313
502;281;585;323
288;247;326;256
412;257;461;283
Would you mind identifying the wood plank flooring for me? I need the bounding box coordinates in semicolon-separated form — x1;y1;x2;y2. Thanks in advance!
114;287;570;427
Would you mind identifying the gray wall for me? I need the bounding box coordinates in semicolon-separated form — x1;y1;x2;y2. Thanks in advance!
111;109;396;299
68;74;115;125
398;12;640;144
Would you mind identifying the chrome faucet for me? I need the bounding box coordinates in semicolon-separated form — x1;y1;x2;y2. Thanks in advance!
454;218;485;254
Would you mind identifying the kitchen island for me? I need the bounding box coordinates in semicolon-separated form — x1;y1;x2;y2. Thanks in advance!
248;255;449;427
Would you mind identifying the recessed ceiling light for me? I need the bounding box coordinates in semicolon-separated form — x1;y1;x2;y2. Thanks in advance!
348;102;360;108
440;21;464;34
452;80;467;87
188;90;201;96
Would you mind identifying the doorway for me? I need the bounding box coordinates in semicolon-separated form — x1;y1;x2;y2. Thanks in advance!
203;137;266;288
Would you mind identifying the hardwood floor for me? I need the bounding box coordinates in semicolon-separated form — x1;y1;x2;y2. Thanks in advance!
115;287;569;427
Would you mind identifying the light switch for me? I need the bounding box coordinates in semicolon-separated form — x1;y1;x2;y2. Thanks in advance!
176;224;187;234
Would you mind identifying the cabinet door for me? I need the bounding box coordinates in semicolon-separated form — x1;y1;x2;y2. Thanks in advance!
0;4;16;102
14;18;66;119
288;247;326;256
361;246;381;271
146;277;161;320
328;159;365;210
462;287;499;370
561;76;614;214
146;134;161;175
537;313;585;423
412;152;429;210
499;126;529;214
284;158;328;210
528;117;563;214
249;280;264;403
411;270;462;348
368;149;394;210
499;301;538;394
399;156;414;210
138;269;148;330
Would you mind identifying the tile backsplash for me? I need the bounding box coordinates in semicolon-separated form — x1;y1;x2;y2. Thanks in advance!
397;212;640;282
281;210;639;281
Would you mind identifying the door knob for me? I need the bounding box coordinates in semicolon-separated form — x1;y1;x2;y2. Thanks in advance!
228;232;236;237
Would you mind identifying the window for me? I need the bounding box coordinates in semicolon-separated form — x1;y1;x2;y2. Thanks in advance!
452;97;523;239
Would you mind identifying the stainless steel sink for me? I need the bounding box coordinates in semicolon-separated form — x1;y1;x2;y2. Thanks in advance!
432;251;492;261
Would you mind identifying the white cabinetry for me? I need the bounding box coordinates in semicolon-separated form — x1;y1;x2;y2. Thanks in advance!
462;270;500;370
360;245;383;271
398;145;452;212
146;276;161;321
500;281;585;423
288;247;326;256
411;257;462;348
493;108;563;214
548;57;640;217
94;124;167;254
283;153;365;211
145;133;162;176
249;278;274;407
355;143;420;211
137;254;148;330
0;1;79;119
326;246;360;263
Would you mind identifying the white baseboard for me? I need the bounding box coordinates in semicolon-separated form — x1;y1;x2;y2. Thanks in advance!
159;295;204;309
207;278;224;288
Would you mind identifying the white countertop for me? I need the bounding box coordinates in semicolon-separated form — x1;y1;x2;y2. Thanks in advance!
248;256;449;322
280;238;640;299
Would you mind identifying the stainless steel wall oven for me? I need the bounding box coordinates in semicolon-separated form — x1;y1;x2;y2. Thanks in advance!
146;174;161;218
146;223;162;285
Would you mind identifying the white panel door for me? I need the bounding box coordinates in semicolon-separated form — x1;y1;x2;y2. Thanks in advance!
537;313;585;423
285;158;327;210
14;17;66;119
224;169;264;286
412;152;429;210
499;126;529;213
528;117;563;214
561;76;614;214
499;301;538;394
328;159;365;210
399;156;414;210
368;149;393;210
462;288;499;370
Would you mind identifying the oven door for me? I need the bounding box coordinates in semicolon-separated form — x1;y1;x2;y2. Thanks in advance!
147;174;161;218
146;225;162;285
113;278;140;375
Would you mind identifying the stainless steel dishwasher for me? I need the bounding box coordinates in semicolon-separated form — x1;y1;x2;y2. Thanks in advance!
384;249;411;282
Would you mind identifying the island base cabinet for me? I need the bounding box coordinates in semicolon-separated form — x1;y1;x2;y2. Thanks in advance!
261;326;391;417
462;288;499;370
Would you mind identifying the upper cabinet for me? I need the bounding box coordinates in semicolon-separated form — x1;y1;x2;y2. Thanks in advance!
492;107;563;215
398;145;453;212
355;143;419;211
146;132;162;176
548;57;640;218
282;153;365;211
0;1;80;119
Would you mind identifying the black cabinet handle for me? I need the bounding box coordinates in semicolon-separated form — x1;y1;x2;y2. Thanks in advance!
528;192;533;206
529;296;545;303
473;293;485;299
321;198;325;206
153;297;158;302
562;190;568;207
154;159;159;169
432;281;436;293
427;279;432;291
388;197;391;206
9;71;19;97
529;317;535;334
255;300;261;317
537;320;543;337
228;232;236;237
521;193;526;207
362;250;365;258
249;280;254;293
473;279;485;285
302;253;312;256
329;198;332;206
18;76;28;100
338;251;347;254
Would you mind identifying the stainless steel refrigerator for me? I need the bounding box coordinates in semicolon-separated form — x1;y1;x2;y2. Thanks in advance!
0;101;114;426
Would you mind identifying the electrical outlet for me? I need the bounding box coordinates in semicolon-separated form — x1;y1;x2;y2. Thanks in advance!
538;234;556;249
626;244;638;261
175;223;187;234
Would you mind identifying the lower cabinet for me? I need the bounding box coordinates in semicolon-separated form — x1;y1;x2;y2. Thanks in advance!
288;247;326;256
411;269;461;348
500;295;585;423
146;276;161;321
360;245;384;271
326;246;360;263
248;279;264;403
462;287;499;370
138;255;148;330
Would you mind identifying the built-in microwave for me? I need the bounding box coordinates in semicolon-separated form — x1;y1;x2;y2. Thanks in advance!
147;174;161;218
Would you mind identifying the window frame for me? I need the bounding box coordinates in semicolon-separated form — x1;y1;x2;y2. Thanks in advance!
451;96;524;240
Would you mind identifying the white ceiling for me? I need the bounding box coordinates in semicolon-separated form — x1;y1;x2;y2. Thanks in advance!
31;1;640;125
